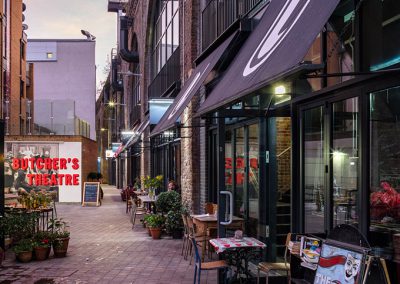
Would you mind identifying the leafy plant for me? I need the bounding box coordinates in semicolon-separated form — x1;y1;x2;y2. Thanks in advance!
146;214;165;228
49;218;70;239
156;191;181;214
165;210;183;232
12;238;34;254
1;211;38;241
33;231;52;247
142;175;163;189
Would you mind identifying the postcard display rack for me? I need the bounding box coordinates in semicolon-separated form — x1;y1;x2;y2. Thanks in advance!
288;234;392;284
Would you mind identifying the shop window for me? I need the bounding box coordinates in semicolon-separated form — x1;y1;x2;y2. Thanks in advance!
303;106;325;234
332;97;359;227
363;0;400;71
370;86;400;247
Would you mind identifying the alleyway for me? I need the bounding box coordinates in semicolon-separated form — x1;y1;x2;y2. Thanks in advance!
0;185;217;284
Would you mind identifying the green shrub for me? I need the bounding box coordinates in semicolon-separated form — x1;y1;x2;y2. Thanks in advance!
146;214;165;228
156;191;181;214
12;238;34;254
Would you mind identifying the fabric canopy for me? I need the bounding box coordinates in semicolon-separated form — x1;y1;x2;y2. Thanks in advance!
114;120;149;157
150;32;238;137
197;0;340;116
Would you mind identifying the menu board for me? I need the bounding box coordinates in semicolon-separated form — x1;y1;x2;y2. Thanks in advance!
314;242;365;284
82;182;100;206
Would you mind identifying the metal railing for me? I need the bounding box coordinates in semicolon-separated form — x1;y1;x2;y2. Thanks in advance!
148;47;180;98
202;0;266;51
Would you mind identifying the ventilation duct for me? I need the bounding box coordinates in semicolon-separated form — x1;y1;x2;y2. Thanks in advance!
119;16;139;63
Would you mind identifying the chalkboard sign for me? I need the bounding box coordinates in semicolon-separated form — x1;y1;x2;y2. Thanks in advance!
82;182;100;206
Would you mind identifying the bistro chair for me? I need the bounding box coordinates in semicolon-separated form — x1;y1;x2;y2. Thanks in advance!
187;216;209;264
130;197;145;229
181;214;190;259
191;238;228;284
257;233;291;284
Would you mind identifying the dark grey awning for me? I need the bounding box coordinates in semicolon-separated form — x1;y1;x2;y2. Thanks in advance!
197;0;340;116
114;120;149;157
150;32;237;137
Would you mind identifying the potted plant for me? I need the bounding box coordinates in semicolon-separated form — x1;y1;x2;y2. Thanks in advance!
49;218;70;257
146;214;165;239
12;238;34;263
142;175;163;198
156;191;183;238
142;215;152;236
33;231;52;260
165;210;184;239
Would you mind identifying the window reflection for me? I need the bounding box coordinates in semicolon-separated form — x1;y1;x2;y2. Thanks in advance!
370;86;400;250
332;97;359;227
152;0;179;77
304;106;325;233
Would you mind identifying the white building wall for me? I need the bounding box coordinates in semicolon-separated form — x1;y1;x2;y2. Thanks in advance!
27;40;96;140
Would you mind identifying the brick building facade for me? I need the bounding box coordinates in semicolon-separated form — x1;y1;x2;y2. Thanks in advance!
4;0;32;135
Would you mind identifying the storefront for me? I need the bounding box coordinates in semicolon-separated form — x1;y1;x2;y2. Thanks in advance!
195;0;400;279
150;128;181;191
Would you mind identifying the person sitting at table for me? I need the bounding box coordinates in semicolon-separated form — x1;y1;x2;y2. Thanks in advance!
168;179;179;193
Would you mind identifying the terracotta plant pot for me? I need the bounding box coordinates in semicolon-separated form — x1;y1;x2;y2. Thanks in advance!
147;227;152;236
16;251;33;263
53;237;70;258
34;246;51;261
150;228;162;239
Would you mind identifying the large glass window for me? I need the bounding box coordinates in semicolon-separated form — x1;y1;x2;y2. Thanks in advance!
152;0;179;77
370;86;400;245
304;106;325;233
248;124;259;237
235;128;245;218
363;0;400;71
332;97;359;227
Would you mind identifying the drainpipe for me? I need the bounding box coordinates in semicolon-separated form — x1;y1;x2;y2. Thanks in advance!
119;16;139;63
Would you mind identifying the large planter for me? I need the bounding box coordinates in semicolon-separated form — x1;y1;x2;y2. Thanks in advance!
53;237;70;258
34;246;51;261
150;227;162;239
16;251;33;263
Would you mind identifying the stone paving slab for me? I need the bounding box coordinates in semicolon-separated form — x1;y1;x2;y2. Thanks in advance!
0;185;217;284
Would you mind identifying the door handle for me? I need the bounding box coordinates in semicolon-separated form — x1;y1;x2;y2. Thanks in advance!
220;191;233;225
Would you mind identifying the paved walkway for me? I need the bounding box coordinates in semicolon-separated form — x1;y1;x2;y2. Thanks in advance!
0;185;217;284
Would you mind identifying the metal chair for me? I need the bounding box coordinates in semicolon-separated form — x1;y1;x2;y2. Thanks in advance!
257;233;291;284
192;238;228;284
130;197;145;229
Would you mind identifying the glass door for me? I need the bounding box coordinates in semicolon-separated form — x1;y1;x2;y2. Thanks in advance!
303;106;326;233
302;97;360;234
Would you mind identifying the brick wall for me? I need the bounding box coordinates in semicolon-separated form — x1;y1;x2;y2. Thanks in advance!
180;0;201;213
276;118;291;196
9;0;25;135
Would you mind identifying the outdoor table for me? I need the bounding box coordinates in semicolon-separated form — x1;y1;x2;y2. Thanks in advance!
209;237;266;280
192;214;245;261
138;195;157;213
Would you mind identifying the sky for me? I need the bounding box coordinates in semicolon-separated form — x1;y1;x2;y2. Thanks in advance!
24;0;117;96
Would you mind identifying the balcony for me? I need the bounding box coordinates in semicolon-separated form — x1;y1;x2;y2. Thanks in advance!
202;0;267;51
